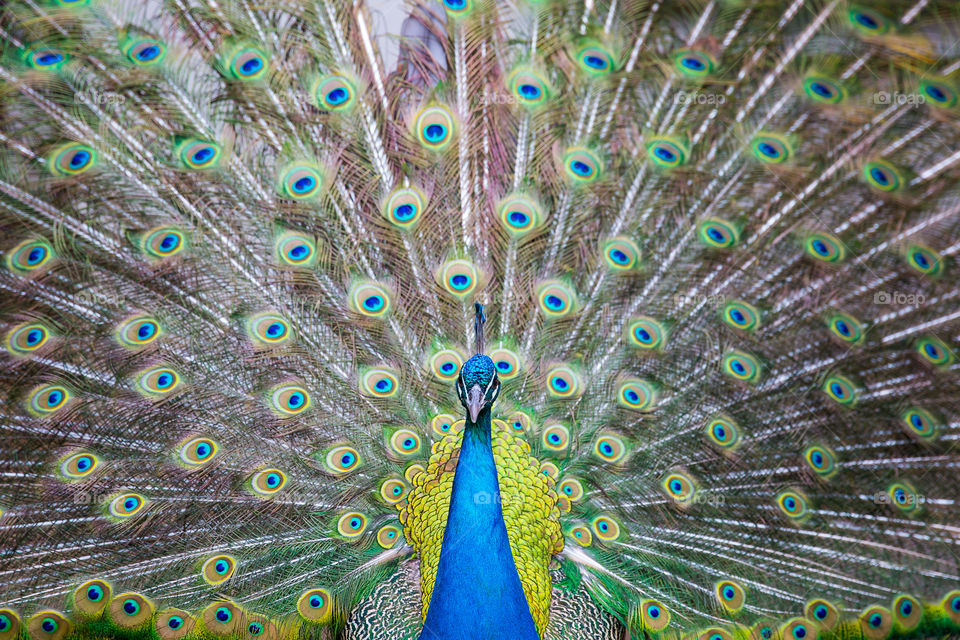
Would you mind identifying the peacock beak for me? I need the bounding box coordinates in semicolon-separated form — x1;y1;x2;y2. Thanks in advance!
466;384;485;423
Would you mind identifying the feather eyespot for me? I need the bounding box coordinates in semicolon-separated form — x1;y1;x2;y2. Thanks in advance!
507;411;530;434
350;282;392;318
697;627;733;640
439;260;478;297
27;611;69;640
489;348;521;380
360;368;399;398
441;0;473;15
337;512;367;538
26;48;69;69
203;602;239;635
275;232;316;268
715;581;745;613
545;364;580;398
389;429;421;456
431;414;458;436
250;469;287;496
142;227;185;259
594;434;626;463
591;515;620;541
663;472;696;505
228;47;268;80
722;301;759;331
313;75;355;110
28;384;72;415
508;68;550;106
722;350;761;383
617;379;656;411
136;366;181;397
125;39;166;65
379;478;408;504
430;349;464;381
247;313;292;346
269;384;311;415
848;6;891;35
781;618;815;640
751;134;791;163
541;423;570;452
538;282;577;318
920;80;957;108
859;606;892;640
915;335;954;367
941;591;960;625
575;44;615;74
886;482;921;514
108;493;146;519
558;478;583;502
639;600;670;631
562;148;602;183
297;589;332;623
6;322;51;356
202;555;236;585
804;75;844;103
539;461;559;479
892;594;922;631
498;194;542;236
776;490;808;520
179;437;218;466
177;139;221;170
377;524;401;548
827;312;863;344
569;525;592;547
674;49;714;77
705;416;739;450
50;143;96;176
901;407;938;440
822;374;858;406
59;452;99;480
627;317;666;350
905;244;943;276
646;137;687;168
805;599;839;630
279;163;323;199
8;239;55;275
116;315;161;347
803;445;837;478
698;218;739;248
863;160;903;192
603;238;641;270
384;187;426;228
415;106;455;150
325;445;361;474
74;580;112;617
804;231;845;262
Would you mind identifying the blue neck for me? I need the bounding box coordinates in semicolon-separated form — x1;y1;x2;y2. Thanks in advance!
419;410;540;640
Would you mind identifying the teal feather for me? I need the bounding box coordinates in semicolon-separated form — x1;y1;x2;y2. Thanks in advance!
0;1;959;639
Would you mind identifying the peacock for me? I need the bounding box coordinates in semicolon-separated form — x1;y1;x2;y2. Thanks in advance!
1;0;960;638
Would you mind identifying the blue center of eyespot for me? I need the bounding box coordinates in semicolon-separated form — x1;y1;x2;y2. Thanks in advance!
168;617;182;629
602;443;613;455
509;211;529;226
812;239;829;255
326;88;348;105
910;414;924;429
87;586;102;601
340;453;354;466
375;378;392;392
924;343;940;359
812;451;823;466
266;322;285;337
310;596;322;608
392;485;402;495
854;12;878;29
835;320;850;336
598;521;608;531
830;382;845;398
571;160;592;176
951;597;960;612
196;444;210;458
47;390;63;406
241;57;263;75
625;389;639;403
403;438;415;449
563;485;572;494
610;249;629;264
192;147;214;164
730;308;745;324
584;55;606;69
440;362;455;373
811;82;833;98
759;142;779;158
267;473;280;487
394;204;415;221
793;626;807;639
518;83;541;99
38;52;63;66
682;56;705;71
714;425;726;440
913;251;930;269
648;606;660;618
761;628;772;639
654;146;676;162
26;329;43;345
42;619;56;632
293;176;316;193
216;608;230;622
249;623;263;635
70;150;91;168
670;479;682;493
288;244;309;260
870;168;890;186
869;613;882;628
635;327;652;343
160;234;179;251
0;616;9;631
496;360;511;372
900;601;912;615
77;456;91;471
731;360;746;375
137;45;160;61
124;497;138;510
424;124;446;142
552;377;568;390
157;373;173;389
894;488;906;503
123;599;138;614
28;246;47;264
708;227;725;243
548;433;561;444
138;322;156;339
815;606;827;619
444;0;466;8
363;296;383;311
925;84;947;102
350;517;361;528
546;295;564;310
450;274;469;290
288;392;303;408
216;561;228;573
723;586;735;599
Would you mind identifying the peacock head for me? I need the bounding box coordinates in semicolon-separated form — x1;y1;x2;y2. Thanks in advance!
457;354;500;423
